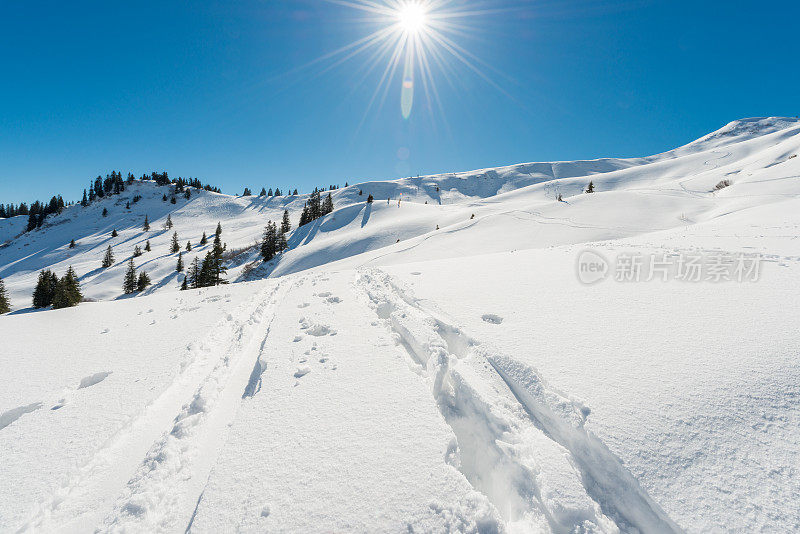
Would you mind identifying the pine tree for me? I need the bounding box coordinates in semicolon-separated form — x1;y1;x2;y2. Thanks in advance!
200;232;207;245
367;194;374;203
184;189;191;200
261;221;278;261
51;279;71;309
69;239;76;249
177;252;184;272
164;214;173;230
259;188;267;197
209;232;227;285
26;211;38;232
102;208;108;217
102;246;115;268
137;271;151;292
281;209;291;234
267;188;273;196
81;189;88;207
213;232;223;258
586;181;595;194
171;231;180;253
321;193;334;216
143;215;150;231
186;241;192;251
144;240;151;252
215;222;222;238
278;230;288;253
123;258;138;294
180;277;188;291
243;187;252;196
52;267;82;309
170;197;176;204
0;276;11;314
32;270;58;308
308;190;321;219
111;229;118;237
133;245;143;257
199;252;213;287
188;256;200;289
299;205;310;227
63;266;82;304
162;194;168;202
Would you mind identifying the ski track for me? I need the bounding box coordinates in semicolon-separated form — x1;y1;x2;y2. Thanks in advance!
356;268;683;534
17;282;284;533
99;279;291;533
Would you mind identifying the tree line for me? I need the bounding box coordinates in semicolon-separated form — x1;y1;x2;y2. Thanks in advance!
0;181;346;315
1;170;222;232
26;196;68;231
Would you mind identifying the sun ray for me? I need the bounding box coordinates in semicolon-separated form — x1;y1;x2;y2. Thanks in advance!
296;0;522;123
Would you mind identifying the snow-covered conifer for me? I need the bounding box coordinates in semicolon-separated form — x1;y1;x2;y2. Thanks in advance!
102;246;115;268
123;259;137;294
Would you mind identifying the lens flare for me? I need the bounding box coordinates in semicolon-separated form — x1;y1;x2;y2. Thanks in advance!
311;0;512;123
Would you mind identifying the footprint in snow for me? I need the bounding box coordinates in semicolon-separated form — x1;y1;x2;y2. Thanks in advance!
326;296;342;304
294;366;311;378
297;303;310;308
293;335;303;342
78;371;112;389
306;324;332;336
411;272;422;276
317;291;332;298
0;402;43;431
300;319;335;337
482;314;503;325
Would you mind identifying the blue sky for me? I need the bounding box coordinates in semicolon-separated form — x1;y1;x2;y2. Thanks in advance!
0;0;797;204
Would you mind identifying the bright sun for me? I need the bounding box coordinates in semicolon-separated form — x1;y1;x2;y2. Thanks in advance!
396;2;428;34
310;0;503;121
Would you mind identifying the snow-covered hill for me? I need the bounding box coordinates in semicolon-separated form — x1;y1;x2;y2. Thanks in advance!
1;117;799;533
2;117;799;310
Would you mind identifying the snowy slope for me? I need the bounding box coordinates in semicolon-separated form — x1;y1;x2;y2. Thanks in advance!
1;117;799;533
2;117;799;309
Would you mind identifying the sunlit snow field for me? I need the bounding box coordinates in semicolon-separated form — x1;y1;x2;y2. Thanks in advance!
1;118;799;532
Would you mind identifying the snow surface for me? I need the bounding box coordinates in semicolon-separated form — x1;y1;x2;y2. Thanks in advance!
1;117;799;532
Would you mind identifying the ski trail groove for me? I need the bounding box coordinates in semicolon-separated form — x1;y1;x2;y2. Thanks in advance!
357;268;682;534
16;284;281;533
100;280;291;533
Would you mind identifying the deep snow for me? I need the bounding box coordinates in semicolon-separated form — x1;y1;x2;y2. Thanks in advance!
1;117;799;533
